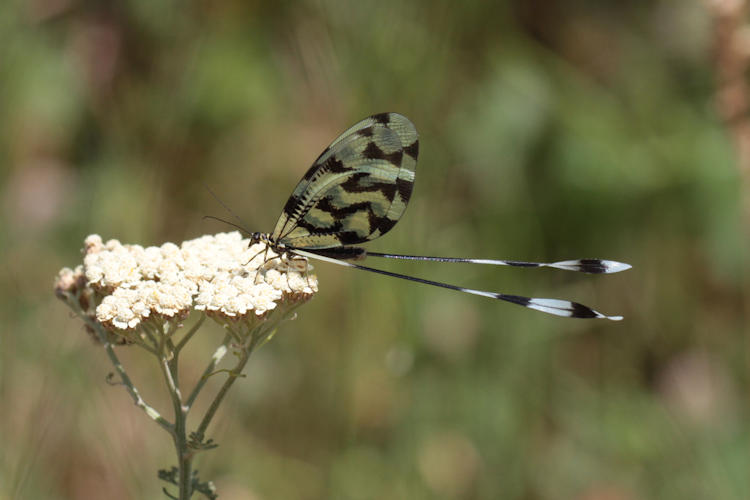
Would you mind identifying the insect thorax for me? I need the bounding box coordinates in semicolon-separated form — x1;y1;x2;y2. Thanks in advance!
247;232;302;272
248;232;285;258
249;232;273;247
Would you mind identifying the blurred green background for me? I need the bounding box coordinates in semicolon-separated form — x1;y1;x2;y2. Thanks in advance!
1;1;748;499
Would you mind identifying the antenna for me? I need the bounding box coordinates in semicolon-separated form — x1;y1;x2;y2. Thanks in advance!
202;182;254;234
202;215;252;236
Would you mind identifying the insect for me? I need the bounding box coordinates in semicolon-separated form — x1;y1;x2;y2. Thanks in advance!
215;112;630;320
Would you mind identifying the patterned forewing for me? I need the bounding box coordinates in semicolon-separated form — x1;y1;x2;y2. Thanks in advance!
271;113;419;249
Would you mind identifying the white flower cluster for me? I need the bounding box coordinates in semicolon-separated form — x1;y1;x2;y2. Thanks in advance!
59;232;317;330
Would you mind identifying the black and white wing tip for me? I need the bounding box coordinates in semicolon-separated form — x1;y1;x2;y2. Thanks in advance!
546;259;632;274
522;297;623;321
471;292;623;321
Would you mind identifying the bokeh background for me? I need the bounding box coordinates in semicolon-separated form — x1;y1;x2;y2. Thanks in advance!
2;1;748;499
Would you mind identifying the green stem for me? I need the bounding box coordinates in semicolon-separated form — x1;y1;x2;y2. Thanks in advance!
104;331;174;432
70;297;173;433
156;326;193;499
185;334;232;410
194;331;259;441
174;409;192;500
138;322;161;353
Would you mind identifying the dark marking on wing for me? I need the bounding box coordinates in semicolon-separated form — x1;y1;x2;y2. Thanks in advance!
500;294;531;307
281;194;302;217
362;142;403;166
325;156;348;174
358;126;375;137
570;302;598;318
396;177;413;200
339;173;398;196
372;113;391;125
404;140;419;160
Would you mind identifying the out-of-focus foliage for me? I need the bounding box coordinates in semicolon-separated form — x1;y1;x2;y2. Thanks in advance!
1;1;747;499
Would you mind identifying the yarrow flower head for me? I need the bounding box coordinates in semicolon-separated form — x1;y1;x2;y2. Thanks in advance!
55;232;317;341
55;232;319;497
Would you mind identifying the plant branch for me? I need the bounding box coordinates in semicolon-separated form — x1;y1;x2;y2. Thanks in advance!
185;334;232;410
193;331;259;441
68;296;174;433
